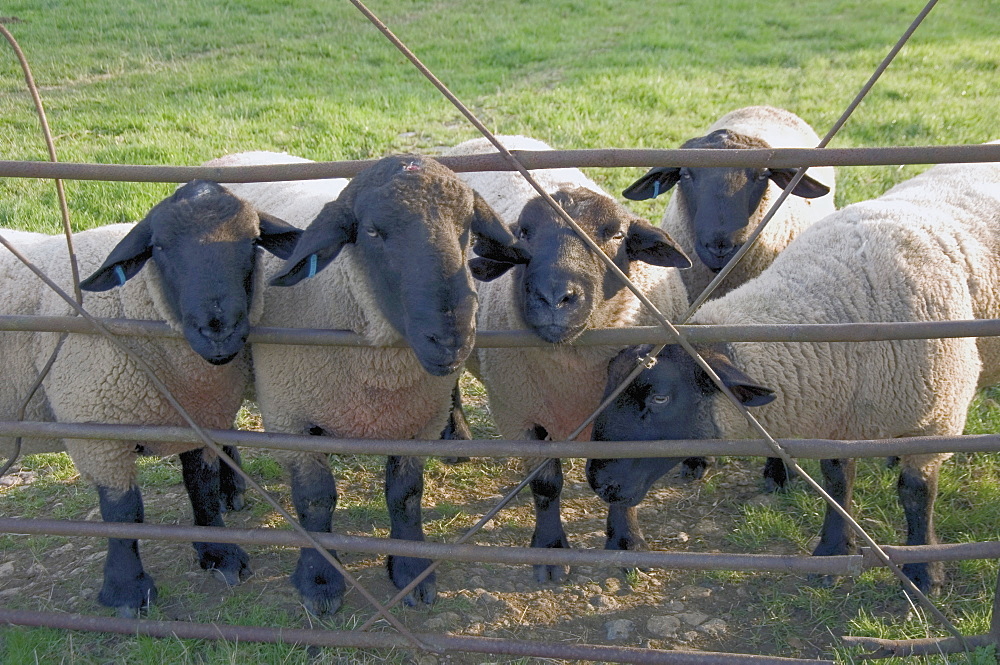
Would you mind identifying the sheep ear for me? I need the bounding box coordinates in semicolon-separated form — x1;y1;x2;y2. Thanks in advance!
270;201;356;287
79;217;154;292
470;192;517;247
256;211;303;260
626;218;692;268
622;167;681;201
768;169;831;199
703;350;776;407
470;197;531;282
469;257;517;282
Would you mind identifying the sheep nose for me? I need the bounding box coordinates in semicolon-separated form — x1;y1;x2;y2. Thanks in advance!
530;283;581;309
425;332;459;351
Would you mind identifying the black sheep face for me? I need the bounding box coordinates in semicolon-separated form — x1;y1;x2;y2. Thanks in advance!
622;129;830;272
587;344;775;507
270;155;519;377
81;180;302;365
471;187;690;344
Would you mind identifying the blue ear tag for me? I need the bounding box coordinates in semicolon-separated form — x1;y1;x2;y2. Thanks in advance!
653;180;661;198
307;254;318;279
114;265;127;287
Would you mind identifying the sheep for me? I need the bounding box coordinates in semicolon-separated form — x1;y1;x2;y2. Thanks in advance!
444;135;692;583
623;105;836;487
207;150;520;615
587;157;1000;594
0;180;305;615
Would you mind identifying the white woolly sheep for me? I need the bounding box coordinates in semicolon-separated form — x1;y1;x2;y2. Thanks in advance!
207;150;519;615
444;135;692;583
623;105;836;486
588;157;1000;594
624;105;835;300
0;181;304;615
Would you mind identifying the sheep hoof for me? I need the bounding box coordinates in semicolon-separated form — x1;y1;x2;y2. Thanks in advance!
99;573;158;616
533;563;570;584
292;552;346;616
902;561;944;596
220;493;246;513
115;605;141;620
680;456;713;481
387;555;436;606
195;542;252;587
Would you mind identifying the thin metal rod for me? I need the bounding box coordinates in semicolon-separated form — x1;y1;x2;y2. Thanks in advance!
0;608;834;665
4;420;1000;460
7;315;1000;346
0;518;864;575
1;144;1000;182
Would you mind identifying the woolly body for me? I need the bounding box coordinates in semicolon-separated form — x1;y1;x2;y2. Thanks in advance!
447;136;690;442
660;106;836;299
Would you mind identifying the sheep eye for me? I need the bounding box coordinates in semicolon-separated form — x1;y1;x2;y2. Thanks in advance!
366;227;381;238
516;226;529;240
651;394;670;405
756;169;771;182
679;169;692;180
612;230;626;241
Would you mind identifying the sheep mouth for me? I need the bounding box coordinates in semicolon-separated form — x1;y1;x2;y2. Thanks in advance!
529;322;587;345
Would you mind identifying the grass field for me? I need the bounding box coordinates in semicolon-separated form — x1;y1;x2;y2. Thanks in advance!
2;0;1000;663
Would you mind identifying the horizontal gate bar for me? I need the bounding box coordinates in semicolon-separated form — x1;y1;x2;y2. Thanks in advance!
4;316;1000;346
0;608;835;665
0;518;862;575
3;420;1000;459
0;144;998;183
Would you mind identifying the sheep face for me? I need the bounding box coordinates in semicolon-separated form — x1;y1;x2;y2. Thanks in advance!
81;180;303;365
622;129;830;271
586;344;774;506
271;155;518;377
470;188;690;344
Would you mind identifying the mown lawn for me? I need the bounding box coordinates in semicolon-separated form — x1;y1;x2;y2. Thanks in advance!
1;0;1000;663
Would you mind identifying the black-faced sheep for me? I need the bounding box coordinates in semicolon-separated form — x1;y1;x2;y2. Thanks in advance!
0;180;303;615
445;135;691;583
588;157;1000;594
210;151;519;615
623;105;836;487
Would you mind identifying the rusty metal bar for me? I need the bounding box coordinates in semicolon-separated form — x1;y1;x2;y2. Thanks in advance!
1;144;999;183
0;608;833;665
0;518;862;575
4;420;1000;460
6;315;1000;347
840;634;995;659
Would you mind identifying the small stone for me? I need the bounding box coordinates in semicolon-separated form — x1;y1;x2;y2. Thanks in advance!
667;532;690;543
467;576;484;587
423;611;460;631
677;585;712;599
679;630;700;642
477;591;500;605
0;562;15;578
663;600;685;612
602;577;622;594
589;594;617;609
52;543;75;555
605;619;635;640
679;611;709;626
84;552;105;563
698;619;728;636
24;563;46;577
647;615;681;638
0;587;20;598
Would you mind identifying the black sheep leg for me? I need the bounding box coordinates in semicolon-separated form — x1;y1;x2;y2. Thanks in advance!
289;451;344;616
385;455;436;606
898;462;944;594
529;454;570;583
811;457;856;586
439;383;471;464
96;485;157;617
680;456;714;480
762;456;791;492
605;503;647;553
218;444;247;512
179;448;252;586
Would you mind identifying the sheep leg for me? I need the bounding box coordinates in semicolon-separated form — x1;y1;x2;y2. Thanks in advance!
439;382;471;464
762;456;791;493
218;444;247;511
179;448;252;587
897;457;944;594
680;456;714;480
810;457;856;586
385;454;436;606
529;456;571;583
289;450;344;616
96;485;158;617
605;504;647;552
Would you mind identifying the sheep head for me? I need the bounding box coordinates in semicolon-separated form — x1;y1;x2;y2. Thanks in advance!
471;187;690;344
270;155;517;377
80;180;302;365
586;343;774;507
622;129;830;271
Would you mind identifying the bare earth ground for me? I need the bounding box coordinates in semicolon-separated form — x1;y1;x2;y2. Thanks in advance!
0;447;926;664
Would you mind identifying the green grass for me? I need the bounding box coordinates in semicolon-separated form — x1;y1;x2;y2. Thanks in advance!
2;0;1000;663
